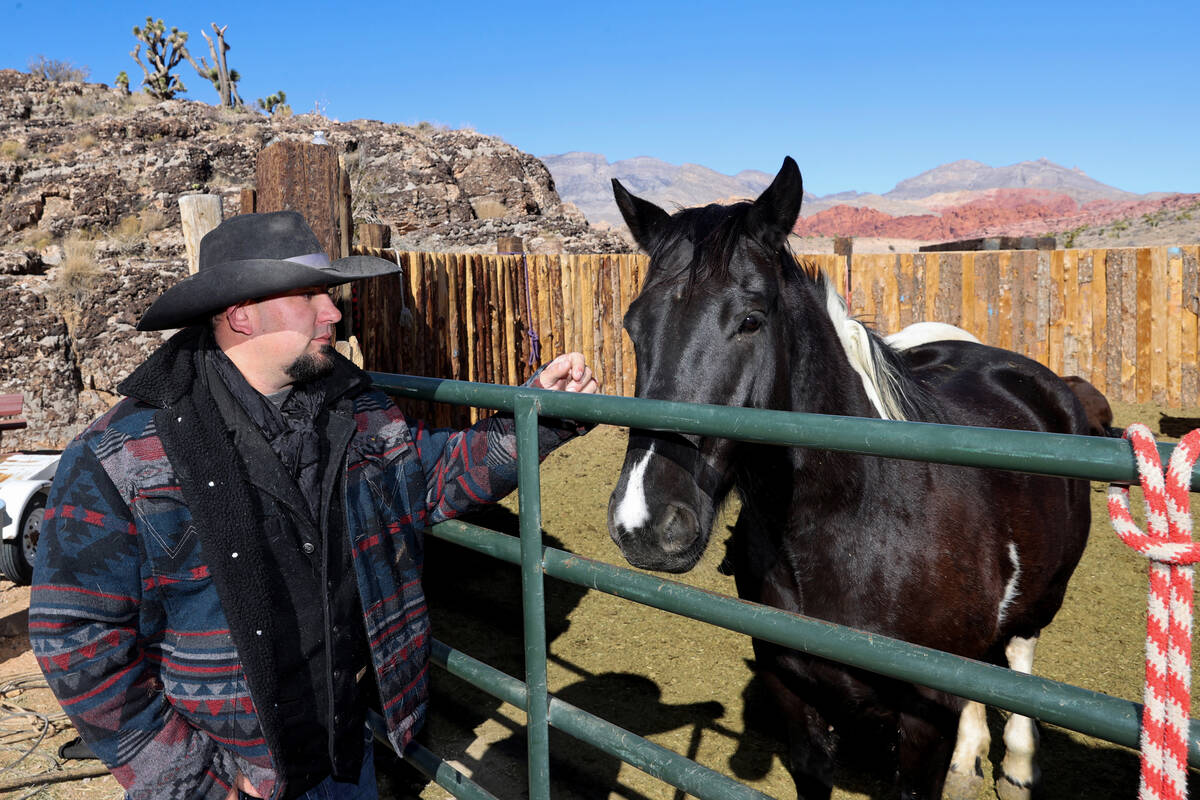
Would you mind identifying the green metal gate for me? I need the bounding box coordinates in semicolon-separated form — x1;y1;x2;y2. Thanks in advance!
368;373;1200;800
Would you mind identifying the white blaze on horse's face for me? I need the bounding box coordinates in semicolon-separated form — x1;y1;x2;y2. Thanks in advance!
610;446;653;531
607;161;805;573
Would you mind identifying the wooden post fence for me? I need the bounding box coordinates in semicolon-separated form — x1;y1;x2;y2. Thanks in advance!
349;245;1200;417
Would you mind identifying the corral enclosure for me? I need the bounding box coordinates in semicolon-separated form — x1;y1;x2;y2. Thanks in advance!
351;245;1200;424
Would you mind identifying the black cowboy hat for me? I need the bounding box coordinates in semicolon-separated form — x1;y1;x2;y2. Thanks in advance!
137;210;399;331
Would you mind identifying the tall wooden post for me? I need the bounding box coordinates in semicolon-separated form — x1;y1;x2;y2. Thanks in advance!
256;139;355;343
255;140;344;261
834;236;854;307
179;194;223;274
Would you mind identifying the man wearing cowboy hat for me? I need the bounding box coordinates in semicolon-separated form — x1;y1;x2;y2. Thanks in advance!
29;211;598;800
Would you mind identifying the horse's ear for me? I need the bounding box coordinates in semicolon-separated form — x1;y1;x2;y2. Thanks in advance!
747;156;803;249
612;178;671;252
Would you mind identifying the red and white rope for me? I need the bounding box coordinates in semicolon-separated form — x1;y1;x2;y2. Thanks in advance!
1108;424;1200;800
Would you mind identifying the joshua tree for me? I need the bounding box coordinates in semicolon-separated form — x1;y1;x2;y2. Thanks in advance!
256;91;291;116
114;71;130;96
131;17;190;99
184;23;242;108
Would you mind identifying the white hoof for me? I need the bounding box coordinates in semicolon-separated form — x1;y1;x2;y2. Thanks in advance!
995;771;1037;800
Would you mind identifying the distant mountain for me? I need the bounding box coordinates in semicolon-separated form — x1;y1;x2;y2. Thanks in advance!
540;153;1199;247
542;154;1143;225
539;152;780;226
888;158;1137;204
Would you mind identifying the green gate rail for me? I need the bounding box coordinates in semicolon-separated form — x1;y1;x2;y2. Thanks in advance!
369;372;1200;799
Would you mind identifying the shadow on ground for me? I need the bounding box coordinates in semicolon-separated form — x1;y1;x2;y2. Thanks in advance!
374;505;738;799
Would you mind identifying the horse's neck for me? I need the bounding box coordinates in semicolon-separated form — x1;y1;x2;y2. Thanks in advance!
785;283;883;421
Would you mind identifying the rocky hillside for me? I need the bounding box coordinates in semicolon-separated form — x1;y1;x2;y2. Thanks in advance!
0;70;625;450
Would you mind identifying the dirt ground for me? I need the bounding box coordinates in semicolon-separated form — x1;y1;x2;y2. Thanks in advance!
3;399;1200;799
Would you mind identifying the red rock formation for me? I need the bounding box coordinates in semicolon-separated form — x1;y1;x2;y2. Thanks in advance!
793;188;1200;242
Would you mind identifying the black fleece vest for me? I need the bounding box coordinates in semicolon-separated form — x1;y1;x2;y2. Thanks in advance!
207;358;370;797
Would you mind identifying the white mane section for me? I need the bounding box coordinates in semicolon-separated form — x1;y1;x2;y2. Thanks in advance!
885;321;980;350
822;283;908;421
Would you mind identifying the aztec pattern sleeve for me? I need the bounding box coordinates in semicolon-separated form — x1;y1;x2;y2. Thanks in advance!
29;438;245;800
410;406;584;526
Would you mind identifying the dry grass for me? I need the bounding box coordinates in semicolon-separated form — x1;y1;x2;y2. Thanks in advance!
62;94;115;120
0;140;28;161
108;208;167;252
51;232;100;305
20;229;53;251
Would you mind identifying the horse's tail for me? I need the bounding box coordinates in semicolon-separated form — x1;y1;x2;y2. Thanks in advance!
1061;375;1120;437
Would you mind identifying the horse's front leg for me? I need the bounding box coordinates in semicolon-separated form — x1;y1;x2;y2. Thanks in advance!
760;667;837;800
785;704;838;800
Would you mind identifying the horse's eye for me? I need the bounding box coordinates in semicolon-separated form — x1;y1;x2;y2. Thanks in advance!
738;314;762;334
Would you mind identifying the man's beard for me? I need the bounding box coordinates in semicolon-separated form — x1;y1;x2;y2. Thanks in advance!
286;344;337;384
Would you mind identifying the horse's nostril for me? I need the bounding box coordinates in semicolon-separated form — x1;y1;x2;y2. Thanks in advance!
656;502;699;554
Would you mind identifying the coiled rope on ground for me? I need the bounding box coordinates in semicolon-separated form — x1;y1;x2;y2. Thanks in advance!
0;672;109;798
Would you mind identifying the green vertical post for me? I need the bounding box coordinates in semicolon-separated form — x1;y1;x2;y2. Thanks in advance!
515;393;550;800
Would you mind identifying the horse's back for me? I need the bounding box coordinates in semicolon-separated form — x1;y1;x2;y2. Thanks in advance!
900;340;1091;436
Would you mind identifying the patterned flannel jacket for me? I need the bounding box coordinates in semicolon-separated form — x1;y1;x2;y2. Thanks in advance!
29;327;581;800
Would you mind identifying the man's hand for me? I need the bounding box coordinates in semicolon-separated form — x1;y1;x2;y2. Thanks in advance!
223;773;262;800
534;353;599;394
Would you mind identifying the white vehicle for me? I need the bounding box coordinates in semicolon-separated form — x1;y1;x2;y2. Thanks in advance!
0;452;59;585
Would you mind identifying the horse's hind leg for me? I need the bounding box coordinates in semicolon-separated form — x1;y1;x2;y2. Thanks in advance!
944;700;990;799
997;636;1041;800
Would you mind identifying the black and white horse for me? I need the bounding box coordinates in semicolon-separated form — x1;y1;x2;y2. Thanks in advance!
606;157;1094;800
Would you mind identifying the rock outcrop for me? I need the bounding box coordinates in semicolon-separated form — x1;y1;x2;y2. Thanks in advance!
0;70;626;450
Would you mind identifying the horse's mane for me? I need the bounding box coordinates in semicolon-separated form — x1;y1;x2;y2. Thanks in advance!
817;279;937;422
646;201;937;422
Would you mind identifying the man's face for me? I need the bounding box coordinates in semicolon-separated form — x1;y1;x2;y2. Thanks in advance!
246;285;342;385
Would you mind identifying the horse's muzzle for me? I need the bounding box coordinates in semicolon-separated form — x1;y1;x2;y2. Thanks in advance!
607;498;704;573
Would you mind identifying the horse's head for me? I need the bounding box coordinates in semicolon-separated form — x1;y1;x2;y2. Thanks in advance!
606;157;805;572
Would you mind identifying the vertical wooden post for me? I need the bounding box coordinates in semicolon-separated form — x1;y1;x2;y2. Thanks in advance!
356;223;390;249
255;140;343;261
834;236;853;306
178;194;223;274
239;188;256;215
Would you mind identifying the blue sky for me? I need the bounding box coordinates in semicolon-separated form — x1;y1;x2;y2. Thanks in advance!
2;1;1195;196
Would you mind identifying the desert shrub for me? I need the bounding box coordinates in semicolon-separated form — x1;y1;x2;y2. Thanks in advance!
55;233;100;298
1107;219;1130;238
1062;225;1088;249
109;208;168;251
28;55;90;83
345;146;384;224
21;229;53;251
0;140;28;161
63;94;113;119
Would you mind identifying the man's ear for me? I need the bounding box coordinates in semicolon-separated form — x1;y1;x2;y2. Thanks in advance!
223;302;255;337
